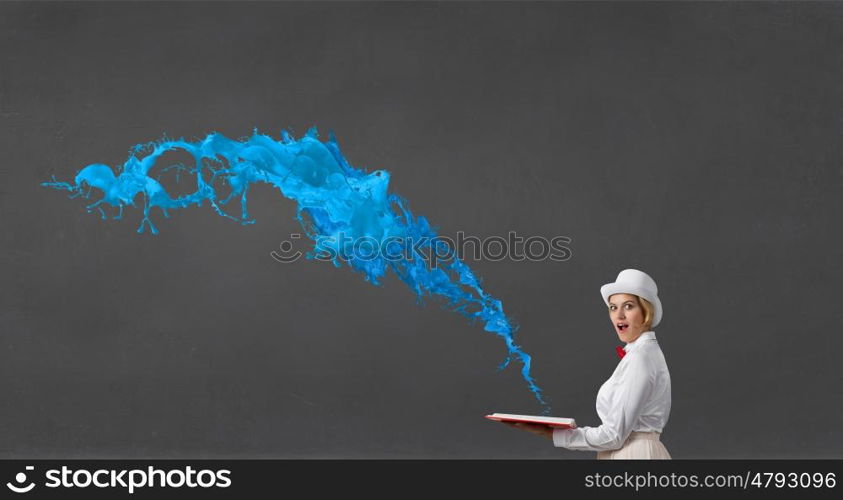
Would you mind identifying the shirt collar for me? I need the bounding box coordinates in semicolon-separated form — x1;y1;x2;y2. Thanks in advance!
624;330;657;354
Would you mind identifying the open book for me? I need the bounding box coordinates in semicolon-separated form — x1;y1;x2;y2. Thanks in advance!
485;412;577;429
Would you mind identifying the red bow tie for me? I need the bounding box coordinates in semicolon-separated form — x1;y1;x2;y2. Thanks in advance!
616;345;626;359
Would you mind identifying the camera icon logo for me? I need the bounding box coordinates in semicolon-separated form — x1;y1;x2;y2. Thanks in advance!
6;466;36;493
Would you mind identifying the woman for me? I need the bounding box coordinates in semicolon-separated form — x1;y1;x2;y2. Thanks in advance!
508;269;672;459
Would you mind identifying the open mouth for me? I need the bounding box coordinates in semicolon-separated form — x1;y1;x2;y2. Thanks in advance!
616;323;629;332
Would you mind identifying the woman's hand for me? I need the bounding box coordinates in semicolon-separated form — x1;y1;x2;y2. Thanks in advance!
504;422;554;441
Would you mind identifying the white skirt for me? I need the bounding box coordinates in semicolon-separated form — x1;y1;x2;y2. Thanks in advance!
596;431;672;460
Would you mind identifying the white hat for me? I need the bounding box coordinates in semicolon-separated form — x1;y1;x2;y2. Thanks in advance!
600;269;663;328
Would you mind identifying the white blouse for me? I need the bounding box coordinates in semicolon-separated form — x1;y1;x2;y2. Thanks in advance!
552;330;671;451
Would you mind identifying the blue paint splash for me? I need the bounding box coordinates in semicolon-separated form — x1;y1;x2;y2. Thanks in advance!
42;128;550;411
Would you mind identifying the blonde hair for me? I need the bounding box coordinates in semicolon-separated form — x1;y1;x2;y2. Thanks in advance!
637;296;655;330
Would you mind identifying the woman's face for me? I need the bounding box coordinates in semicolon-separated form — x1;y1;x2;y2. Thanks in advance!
608;293;648;343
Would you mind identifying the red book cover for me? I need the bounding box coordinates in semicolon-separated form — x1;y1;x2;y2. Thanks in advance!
485;413;577;429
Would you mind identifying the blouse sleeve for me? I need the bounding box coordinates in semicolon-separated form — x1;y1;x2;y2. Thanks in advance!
552;354;654;451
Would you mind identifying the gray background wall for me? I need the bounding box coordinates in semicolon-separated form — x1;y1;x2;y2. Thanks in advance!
1;1;840;458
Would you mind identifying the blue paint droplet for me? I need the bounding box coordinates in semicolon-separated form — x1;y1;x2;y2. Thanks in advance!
42;128;550;412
